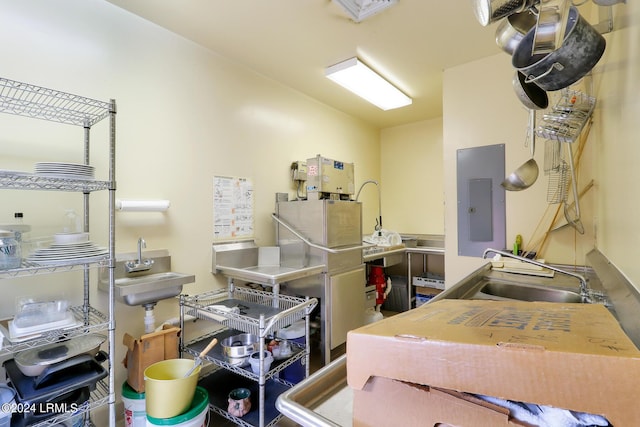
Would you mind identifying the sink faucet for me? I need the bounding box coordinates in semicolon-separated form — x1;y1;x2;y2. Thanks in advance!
482;248;590;301
125;237;154;273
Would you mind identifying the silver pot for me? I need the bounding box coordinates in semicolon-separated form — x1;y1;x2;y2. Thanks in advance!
221;333;259;358
472;0;536;27
513;71;549;110
495;10;537;55
512;6;606;91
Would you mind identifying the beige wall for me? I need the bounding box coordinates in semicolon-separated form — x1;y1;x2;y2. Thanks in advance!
0;0;382;422
593;3;640;288
380;119;444;235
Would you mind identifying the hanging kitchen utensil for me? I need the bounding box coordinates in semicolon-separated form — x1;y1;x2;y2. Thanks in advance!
563;142;584;233
471;0;536;26
532;0;571;55
183;337;217;378
544;138;562;173
502;109;539;191
495;10;537;55
512;6;606;91
513;71;549;109
547;159;568;203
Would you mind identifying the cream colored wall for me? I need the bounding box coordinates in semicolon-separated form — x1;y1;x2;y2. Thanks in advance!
592;3;640;289
380;119;444;235
442;50;598;285
0;0;381;422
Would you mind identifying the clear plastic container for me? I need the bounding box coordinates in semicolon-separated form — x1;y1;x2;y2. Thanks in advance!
0;230;21;270
14;298;69;328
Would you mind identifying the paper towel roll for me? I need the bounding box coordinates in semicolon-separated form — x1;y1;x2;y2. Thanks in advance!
115;200;170;212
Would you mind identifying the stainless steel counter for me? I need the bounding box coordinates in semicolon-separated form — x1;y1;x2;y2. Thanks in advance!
214;264;326;286
276;355;350;427
276;248;640;426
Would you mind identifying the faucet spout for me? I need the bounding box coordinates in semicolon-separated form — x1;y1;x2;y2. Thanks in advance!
482;248;590;301
125;237;154;273
137;237;146;264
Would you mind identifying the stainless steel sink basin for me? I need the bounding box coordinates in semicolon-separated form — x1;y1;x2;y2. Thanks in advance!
99;249;195;306
114;272;195;305
473;281;584;303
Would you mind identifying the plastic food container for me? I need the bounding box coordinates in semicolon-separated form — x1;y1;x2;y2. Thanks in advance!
0;230;21;270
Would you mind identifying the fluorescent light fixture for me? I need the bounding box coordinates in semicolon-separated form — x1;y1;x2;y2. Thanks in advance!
325;57;412;111
333;0;398;23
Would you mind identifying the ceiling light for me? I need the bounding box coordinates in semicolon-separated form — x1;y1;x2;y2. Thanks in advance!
333;0;398;23
325;57;412;111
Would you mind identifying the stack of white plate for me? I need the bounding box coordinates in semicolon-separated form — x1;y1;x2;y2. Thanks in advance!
34;162;95;179
26;240;107;265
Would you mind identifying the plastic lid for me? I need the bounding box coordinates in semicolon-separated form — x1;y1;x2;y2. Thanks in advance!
0;230;15;238
278;320;305;339
122;380;145;399
146;387;208;425
15;334;106;368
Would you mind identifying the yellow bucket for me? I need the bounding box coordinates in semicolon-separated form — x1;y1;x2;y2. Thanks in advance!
144;359;201;419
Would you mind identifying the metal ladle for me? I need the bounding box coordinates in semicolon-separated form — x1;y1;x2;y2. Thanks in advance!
502;109;539;191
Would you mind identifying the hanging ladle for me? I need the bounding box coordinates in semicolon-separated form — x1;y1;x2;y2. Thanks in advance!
502;109;539;191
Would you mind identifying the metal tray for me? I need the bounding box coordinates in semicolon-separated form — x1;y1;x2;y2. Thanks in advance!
276;355;352;427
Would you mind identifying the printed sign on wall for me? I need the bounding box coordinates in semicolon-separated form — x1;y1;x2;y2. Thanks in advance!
213;175;254;241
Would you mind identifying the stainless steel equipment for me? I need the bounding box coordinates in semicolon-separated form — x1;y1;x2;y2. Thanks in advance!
276;199;366;365
305;155;355;200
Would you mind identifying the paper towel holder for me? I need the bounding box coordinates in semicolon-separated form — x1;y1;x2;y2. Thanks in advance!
115;199;171;212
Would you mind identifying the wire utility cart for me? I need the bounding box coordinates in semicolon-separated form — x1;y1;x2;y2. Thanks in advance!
0;77;116;427
180;286;317;427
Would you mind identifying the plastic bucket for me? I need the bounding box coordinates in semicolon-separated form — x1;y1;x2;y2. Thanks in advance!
123;381;146;427
146;387;208;426
0;384;15;427
278;321;306;383
144;359;201;419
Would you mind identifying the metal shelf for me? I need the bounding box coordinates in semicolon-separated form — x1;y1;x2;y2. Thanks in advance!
0;171;111;192
0;305;109;355
0;257;109;279
181;287;317;338
536;89;596;143
184;330;306;384
0;77;112;127
0;76;117;426
13;379;109;427
198;368;289;427
180;287;317;427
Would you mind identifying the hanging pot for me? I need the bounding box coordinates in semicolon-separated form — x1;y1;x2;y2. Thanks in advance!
512;6;606;91
471;0;536;27
513;71;549;109
495;10;537;55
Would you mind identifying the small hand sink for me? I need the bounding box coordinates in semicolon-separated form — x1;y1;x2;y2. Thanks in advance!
474;281;583;303
114;272;195;306
99;250;195;306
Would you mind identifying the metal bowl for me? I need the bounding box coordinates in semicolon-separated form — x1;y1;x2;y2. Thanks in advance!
221;333;259;358
224;355;250;368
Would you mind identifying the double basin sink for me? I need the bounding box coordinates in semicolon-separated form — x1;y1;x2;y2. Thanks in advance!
469;278;584;303
432;262;597;306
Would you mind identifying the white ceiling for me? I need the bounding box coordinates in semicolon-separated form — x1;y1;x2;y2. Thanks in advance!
106;0;502;129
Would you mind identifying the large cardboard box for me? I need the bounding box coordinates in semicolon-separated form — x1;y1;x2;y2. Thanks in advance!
123;325;180;392
354;376;533;427
347;299;640;426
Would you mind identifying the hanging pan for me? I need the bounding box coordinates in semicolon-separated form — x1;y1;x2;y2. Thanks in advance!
513;71;549;110
512;6;606;91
